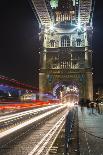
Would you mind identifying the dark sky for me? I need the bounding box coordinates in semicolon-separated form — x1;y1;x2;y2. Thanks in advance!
0;0;103;87
0;0;39;87
93;0;103;86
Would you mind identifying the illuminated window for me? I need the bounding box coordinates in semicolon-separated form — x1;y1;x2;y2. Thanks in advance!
61;36;70;47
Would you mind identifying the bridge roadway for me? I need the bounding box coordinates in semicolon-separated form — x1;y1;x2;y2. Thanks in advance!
0;104;61;132
0;104;69;155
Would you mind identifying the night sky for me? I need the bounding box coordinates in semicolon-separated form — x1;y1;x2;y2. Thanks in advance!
0;0;39;87
92;0;103;86
0;0;103;87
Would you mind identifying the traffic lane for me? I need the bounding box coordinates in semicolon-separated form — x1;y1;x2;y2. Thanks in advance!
0;104;61;132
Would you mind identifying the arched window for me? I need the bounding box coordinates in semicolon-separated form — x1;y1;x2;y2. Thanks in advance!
50;39;55;47
61;36;70;47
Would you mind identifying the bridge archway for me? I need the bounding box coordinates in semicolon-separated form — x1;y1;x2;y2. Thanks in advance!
52;81;79;105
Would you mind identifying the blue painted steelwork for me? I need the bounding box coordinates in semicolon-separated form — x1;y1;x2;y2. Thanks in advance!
0;84;26;97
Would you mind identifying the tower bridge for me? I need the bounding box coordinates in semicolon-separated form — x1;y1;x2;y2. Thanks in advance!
2;2;103;155
30;0;94;101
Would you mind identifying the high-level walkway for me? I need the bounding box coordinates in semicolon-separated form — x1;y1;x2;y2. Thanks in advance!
78;106;103;155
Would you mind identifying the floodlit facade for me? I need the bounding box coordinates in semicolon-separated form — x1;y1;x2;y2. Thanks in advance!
30;0;94;100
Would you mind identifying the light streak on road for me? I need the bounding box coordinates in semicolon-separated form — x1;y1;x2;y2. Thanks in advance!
28;110;68;155
0;104;67;139
0;104;60;123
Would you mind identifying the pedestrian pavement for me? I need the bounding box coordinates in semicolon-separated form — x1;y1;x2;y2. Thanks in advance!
78;106;103;155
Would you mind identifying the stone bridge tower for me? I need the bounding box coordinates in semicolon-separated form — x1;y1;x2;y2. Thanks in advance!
30;0;94;100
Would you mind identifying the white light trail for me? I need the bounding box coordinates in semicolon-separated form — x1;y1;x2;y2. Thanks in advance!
28;110;68;155
0;104;60;123
0;105;67;139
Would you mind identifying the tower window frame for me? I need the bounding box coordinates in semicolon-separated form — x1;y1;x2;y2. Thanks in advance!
61;36;70;47
50;39;55;47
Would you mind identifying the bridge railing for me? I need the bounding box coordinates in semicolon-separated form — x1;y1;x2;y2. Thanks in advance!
64;107;80;155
